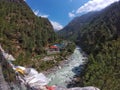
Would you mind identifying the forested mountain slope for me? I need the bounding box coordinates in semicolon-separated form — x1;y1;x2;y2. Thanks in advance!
58;1;120;45
59;1;120;90
77;1;120;53
0;0;57;66
58;11;100;40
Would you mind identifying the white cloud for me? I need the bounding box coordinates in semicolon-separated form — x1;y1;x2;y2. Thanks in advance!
50;21;63;31
76;0;119;14
68;12;75;18
33;10;49;18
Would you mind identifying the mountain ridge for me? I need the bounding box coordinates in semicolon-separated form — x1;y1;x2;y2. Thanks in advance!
58;1;120;42
58;11;100;41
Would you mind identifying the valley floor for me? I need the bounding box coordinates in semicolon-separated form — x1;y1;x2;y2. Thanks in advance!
46;46;87;87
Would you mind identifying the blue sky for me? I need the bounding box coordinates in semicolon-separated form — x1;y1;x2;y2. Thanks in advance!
25;0;119;31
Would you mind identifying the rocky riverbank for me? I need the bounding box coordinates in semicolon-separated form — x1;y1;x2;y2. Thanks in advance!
46;46;87;87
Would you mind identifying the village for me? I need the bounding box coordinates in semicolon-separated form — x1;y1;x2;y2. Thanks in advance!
41;40;74;62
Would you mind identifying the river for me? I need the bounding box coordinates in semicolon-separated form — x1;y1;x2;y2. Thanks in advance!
47;46;87;87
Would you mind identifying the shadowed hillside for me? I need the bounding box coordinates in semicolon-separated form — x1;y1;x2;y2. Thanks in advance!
58;1;120;90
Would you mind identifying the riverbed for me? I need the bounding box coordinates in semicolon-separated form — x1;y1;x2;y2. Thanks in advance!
47;46;87;87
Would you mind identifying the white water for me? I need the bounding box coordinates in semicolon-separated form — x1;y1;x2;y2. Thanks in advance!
47;46;87;87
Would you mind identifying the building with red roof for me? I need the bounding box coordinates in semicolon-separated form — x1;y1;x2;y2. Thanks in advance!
49;45;59;51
